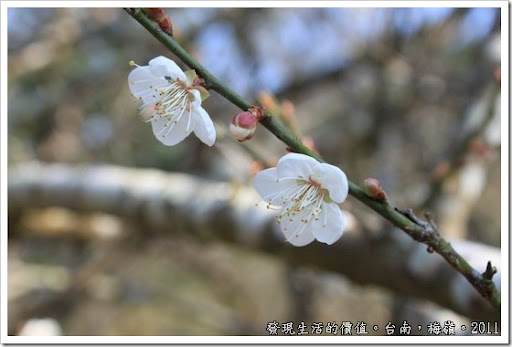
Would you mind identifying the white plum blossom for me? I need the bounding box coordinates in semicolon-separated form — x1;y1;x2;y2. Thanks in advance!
128;56;216;146
253;153;349;246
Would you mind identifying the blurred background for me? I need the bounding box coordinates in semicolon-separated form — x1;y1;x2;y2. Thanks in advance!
8;7;501;336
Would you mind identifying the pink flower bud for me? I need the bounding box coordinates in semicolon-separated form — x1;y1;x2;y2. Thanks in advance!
280;99;295;122
363;178;387;201
230;111;258;142
146;8;173;36
258;91;277;113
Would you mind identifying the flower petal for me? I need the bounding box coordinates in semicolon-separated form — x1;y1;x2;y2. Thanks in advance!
253;168;296;206
277;153;318;180
280;208;316;247
192;106;216;146
151;111;192;146
189;89;202;106
310;202;344;245
149;56;187;81
128;66;166;104
312;163;349;203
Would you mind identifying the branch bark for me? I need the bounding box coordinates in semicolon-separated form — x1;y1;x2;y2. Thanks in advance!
8;162;500;321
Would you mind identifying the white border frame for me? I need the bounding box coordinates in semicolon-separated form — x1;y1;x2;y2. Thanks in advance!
1;1;508;344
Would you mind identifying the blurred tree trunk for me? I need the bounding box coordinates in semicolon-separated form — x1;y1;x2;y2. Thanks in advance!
8;161;500;322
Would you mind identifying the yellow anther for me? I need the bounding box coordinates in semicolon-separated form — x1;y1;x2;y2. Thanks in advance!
129;60;136;66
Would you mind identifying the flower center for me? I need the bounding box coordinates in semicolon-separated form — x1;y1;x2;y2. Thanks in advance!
146;77;196;138
156;78;194;118
277;176;326;224
308;176;322;189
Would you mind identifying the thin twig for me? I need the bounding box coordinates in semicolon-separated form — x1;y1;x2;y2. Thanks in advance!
124;8;500;310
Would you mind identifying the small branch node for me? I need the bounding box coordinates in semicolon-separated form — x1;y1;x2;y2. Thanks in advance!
124;8;138;16
396;208;422;225
248;106;266;121
482;261;497;281
424;211;438;230
395;208;438;241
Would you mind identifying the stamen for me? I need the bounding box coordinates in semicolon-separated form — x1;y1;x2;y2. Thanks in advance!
322;205;328;227
276;177;328;225
156;118;175;136
286;216;309;242
261;182;303;205
134;74;199;141
185;103;193;133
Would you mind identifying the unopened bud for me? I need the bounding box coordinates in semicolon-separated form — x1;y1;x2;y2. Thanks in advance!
230;111;258;142
145;8;173;36
249;161;264;178
281;99;295;122
429;160;451;182
302;136;318;153
363;178;387;201
468;139;494;161
258;91;277;113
